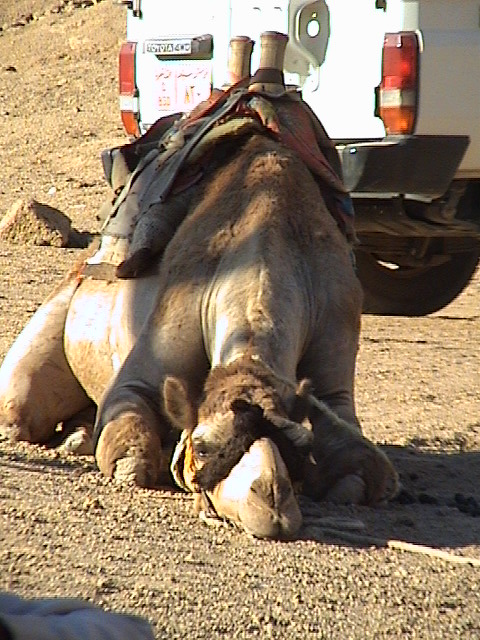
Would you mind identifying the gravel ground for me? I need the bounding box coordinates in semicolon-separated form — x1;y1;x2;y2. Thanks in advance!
0;3;479;638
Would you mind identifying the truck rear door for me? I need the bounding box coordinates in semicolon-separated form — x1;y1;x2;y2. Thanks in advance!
126;0;221;132
412;0;480;177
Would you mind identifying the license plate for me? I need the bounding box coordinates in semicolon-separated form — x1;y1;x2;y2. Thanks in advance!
146;38;192;56
153;60;212;114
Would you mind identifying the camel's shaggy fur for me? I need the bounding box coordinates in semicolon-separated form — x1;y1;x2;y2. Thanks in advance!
169;355;312;491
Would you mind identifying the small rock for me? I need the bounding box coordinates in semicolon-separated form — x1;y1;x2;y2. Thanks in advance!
393;515;416;528
417;492;438;505
455;493;480;517
393;488;417;505
96;576;114;592
0;198;71;247
62;428;94;456
83;497;102;510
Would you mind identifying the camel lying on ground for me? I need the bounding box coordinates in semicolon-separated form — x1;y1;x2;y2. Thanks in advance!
0;131;397;537
0;33;398;538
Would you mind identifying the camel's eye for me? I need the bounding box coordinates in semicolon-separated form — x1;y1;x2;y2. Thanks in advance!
192;440;211;461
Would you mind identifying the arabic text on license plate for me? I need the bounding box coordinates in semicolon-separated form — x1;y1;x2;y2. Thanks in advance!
154;61;212;113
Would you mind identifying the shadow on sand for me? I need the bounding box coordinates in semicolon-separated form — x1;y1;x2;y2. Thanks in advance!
301;445;480;552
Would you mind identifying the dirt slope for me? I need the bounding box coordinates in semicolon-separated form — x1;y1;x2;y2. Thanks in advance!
0;3;479;638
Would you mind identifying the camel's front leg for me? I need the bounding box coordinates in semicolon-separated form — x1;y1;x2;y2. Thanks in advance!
299;297;398;505
93;305;208;487
94;378;170;487
300;384;399;506
301;397;399;505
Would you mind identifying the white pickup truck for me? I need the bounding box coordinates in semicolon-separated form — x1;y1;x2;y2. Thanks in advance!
114;0;480;315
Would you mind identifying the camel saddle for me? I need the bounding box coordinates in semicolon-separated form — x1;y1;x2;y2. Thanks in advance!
100;82;356;250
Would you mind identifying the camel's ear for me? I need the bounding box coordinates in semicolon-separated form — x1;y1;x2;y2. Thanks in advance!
162;376;197;431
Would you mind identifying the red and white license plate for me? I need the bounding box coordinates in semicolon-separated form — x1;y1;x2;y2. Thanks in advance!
153;60;212;114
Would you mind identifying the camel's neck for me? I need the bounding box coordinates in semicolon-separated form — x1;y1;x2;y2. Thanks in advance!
202;261;308;382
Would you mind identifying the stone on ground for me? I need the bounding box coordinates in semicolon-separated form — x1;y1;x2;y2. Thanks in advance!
0;198;71;247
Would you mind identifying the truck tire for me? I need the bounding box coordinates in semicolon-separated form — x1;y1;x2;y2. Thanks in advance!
355;248;480;316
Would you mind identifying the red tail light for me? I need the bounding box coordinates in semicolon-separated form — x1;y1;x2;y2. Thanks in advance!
378;32;419;135
119;41;140;137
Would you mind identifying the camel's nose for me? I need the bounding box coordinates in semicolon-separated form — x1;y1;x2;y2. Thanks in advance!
208;438;302;539
241;472;301;539
250;474;293;510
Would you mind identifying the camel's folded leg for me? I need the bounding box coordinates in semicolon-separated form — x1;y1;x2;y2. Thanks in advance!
93;378;172;488
92;306;206;488
298;301;399;505
0;279;92;444
302;397;399;505
95;409;170;488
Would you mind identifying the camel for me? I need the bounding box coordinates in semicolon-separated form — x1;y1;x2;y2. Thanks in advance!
0;33;398;539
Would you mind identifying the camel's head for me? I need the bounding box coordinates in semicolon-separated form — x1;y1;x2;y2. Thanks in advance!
163;368;313;539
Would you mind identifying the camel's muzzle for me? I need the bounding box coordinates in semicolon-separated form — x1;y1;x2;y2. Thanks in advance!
171;434;302;539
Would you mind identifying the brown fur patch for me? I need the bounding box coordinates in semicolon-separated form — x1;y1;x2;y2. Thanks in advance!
193;356;309;490
199;355;289;421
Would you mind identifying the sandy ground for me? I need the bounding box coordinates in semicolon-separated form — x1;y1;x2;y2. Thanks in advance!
0;2;479;638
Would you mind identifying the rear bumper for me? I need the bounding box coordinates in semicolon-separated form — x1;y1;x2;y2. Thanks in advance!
336;135;470;198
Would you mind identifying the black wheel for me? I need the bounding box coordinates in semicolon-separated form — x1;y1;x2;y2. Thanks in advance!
355;248;480;316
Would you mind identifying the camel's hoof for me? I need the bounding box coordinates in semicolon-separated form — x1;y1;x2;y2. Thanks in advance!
305;438;399;506
383;469;401;504
113;456;151;486
95;412;165;488
325;474;367;505
330;449;399;506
